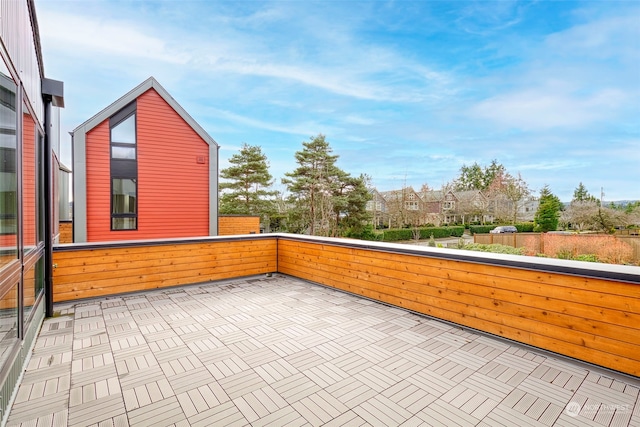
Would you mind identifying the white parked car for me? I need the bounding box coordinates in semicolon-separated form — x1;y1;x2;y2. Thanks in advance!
490;226;518;234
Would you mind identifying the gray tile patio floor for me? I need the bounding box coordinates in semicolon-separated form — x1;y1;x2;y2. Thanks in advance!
5;275;640;426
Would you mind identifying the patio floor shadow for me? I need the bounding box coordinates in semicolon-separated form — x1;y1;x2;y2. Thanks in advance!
6;275;639;426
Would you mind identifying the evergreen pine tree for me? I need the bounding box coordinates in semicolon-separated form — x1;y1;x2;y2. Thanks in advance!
572;182;597;204
219;143;277;217
534;185;562;232
282;134;370;236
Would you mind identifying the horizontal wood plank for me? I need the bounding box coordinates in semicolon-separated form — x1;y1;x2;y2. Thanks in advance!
277;239;640;376
53;239;277;302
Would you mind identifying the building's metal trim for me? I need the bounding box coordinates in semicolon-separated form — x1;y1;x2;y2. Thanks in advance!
71;131;87;242
209;144;219;236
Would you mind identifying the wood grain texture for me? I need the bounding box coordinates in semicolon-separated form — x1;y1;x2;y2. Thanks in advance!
277;239;640;377
218;216;260;236
53;238;276;302
58;221;72;244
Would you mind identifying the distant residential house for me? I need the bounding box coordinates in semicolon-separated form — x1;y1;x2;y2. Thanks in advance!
369;185;534;227
518;197;539;222
416;189;444;226
441;191;458;224
449;190;490;224
418;189;490;225
487;193;538;223
72;77;219;243
366;188;388;228
378;187;423;228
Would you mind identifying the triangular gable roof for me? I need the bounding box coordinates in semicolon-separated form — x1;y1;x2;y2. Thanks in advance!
379;187;417;201
72;76;218;147
419;190;444;202
453;190;485;201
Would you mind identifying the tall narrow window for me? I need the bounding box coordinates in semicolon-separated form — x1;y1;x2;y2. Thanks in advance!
0;72;17;262
110;102;137;230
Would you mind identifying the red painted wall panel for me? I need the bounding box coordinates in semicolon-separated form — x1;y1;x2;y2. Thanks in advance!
85;121;112;241
85;88;210;242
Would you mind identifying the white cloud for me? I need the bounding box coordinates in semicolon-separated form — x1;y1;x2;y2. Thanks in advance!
38;4;454;104
202;107;340;137
343;115;375;126
38;11;190;64
515;160;586;172
470;87;628;130
544;13;640;60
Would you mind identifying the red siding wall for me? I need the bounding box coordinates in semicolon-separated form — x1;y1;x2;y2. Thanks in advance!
85;121;111;241
85;88;210;242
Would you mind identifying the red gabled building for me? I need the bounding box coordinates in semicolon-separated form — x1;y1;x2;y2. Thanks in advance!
71;77;219;242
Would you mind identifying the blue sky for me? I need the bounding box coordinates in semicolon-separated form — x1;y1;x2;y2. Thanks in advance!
37;0;639;202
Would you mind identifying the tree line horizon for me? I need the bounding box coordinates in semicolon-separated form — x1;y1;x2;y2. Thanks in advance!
220;134;640;236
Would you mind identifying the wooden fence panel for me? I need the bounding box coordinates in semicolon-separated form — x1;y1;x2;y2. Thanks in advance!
277;238;640;376
58;221;72;244
53;238;277;302
475;232;640;263
618;236;640;263
218;216;261;236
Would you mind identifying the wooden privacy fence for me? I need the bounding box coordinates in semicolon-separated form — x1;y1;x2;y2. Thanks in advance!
218;215;261;236
58;220;73;244
475;232;640;264
53;234;640;376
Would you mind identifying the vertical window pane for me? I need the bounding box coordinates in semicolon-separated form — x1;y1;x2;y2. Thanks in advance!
0;283;18;368
112;178;136;230
111;146;136;159
112;178;136;214
0;72;17;266
110;106;137;231
23;258;44;323
112;217;137;230
111;114;135;144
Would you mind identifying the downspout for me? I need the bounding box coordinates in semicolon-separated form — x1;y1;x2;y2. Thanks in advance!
43;99;53;317
42;78;64;318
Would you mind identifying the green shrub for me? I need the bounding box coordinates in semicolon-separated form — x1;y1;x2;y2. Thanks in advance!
450;226;466;237
462;243;525;255
419;226;464;239
516;223;535;232
381;229;414;241
573;254;599;263
345;225;382;241
380;226;464;242
469;223;534;234
469;225;495;234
